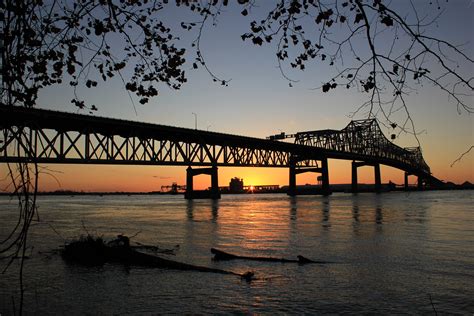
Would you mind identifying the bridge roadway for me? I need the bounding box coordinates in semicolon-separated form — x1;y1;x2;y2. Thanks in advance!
0;106;440;198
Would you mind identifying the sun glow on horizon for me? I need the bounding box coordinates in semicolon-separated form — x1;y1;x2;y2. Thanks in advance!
1;158;450;193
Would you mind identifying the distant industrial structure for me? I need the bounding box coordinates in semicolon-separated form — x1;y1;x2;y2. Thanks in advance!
221;177;282;194
159;178;426;195
229;177;244;193
160;182;186;194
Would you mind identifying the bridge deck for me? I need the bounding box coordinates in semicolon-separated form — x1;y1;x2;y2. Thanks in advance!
0;106;436;181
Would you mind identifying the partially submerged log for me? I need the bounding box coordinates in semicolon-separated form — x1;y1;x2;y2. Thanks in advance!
211;248;331;264
62;235;254;281
132;242;179;255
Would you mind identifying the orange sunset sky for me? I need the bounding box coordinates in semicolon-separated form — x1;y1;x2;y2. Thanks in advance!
20;159;471;193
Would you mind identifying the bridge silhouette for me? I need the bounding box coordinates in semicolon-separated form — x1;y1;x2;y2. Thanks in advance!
0;106;441;198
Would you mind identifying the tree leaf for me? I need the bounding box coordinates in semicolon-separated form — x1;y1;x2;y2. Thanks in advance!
381;16;394;27
252;36;263;45
322;83;331;92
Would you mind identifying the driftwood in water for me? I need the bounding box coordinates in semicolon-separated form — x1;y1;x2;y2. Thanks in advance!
62;235;254;280
211;248;331;264
131;242;179;255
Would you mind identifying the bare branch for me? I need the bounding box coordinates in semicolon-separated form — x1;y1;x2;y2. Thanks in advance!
451;146;474;168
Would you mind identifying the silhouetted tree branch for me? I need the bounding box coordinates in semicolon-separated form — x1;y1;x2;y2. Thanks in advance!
1;1;471;118
451;145;474;168
238;0;472;137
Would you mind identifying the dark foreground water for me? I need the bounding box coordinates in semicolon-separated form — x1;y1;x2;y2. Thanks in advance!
0;191;473;314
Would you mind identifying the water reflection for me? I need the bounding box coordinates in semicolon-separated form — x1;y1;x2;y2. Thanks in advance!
374;195;383;226
186;199;194;220
375;206;383;225
352;204;360;223
322;198;331;229
211;200;219;222
288;196;298;247
350;195;385;227
185;199;220;222
352;202;360;234
289;196;297;221
348;194;386;237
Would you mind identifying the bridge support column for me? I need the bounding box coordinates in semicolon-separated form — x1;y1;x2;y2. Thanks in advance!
288;163;297;197
321;157;330;196
352;161;382;193
185;166;221;200
417;176;423;190
374;163;381;193
351;161;365;193
186;166;194;198
211;166;219;197
405;172;423;191
351;161;358;193
287;157;330;196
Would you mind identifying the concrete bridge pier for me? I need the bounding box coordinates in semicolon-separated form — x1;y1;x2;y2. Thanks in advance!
320;157;330;195
185;166;221;199
351;161;359;193
288;157;330;196
404;172;410;190
374;164;381;192
288;162;297;197
404;172;424;190
351;161;382;193
418;176;424;190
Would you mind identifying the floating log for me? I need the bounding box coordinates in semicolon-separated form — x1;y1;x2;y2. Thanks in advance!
211;248;331;264
62;235;254;280
106;247;241;275
131;241;179;255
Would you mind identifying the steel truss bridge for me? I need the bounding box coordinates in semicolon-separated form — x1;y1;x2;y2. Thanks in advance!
0;106;441;198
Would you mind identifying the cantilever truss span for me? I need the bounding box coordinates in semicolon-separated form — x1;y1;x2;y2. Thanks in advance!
293;119;431;175
0;106;436;183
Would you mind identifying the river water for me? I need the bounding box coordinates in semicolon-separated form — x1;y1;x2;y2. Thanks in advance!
0;191;473;314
